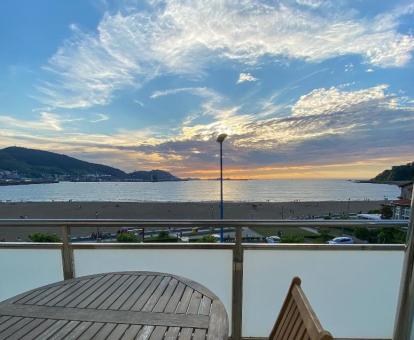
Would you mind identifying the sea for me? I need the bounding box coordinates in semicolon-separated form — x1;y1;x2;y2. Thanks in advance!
0;179;400;202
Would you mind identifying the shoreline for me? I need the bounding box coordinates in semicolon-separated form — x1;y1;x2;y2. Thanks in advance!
0;200;385;241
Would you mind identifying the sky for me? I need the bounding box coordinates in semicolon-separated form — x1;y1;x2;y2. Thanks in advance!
0;0;413;179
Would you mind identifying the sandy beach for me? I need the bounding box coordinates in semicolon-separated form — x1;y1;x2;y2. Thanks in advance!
0;200;384;241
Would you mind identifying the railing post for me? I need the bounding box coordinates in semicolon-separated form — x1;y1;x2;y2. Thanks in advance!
61;225;74;280
232;226;243;339
394;188;414;340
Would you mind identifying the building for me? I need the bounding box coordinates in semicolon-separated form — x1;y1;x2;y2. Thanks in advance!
391;199;411;220
389;182;413;219
399;181;413;200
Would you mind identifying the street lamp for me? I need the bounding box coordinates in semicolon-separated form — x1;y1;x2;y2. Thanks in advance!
216;133;227;242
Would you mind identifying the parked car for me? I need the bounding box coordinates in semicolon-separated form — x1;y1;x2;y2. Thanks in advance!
266;235;281;243
328;236;354;244
211;234;221;241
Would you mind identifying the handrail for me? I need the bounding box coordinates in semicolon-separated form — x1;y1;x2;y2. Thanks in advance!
0;218;408;228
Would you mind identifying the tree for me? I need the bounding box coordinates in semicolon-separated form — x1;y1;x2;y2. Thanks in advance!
381;205;393;219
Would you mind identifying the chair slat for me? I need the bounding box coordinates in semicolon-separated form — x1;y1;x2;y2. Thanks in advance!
268;277;333;340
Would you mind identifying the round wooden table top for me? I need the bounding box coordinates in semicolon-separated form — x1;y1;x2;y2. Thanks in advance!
0;271;229;339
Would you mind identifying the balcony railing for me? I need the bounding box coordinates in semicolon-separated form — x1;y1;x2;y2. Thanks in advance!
0;218;412;339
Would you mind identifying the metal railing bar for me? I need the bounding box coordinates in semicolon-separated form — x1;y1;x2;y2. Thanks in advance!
242;243;406;251
70;243;235;250
393;187;414;340
0;242;405;251
0;219;408;228
0;242;63;249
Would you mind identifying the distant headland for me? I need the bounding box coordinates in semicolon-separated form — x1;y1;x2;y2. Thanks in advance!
354;161;414;185
0;146;180;184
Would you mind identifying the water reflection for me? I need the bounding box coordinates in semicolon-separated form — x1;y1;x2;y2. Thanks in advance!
0;179;399;202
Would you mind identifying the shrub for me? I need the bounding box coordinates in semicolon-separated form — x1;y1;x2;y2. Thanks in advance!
29;233;61;243
319;229;332;242
354;227;370;241
377;227;406;244
158;231;170;239
197;235;218;243
281;234;304;243
116;232;139;243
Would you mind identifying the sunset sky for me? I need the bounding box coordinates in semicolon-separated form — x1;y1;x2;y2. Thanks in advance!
0;0;413;179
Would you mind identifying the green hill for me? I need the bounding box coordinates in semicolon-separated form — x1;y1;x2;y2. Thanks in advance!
0;147;180;181
0;147;127;178
371;162;414;182
129;170;180;182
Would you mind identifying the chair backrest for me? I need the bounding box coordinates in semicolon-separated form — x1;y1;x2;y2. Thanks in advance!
269;277;333;340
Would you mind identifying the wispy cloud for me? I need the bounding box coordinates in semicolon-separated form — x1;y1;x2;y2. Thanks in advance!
0;112;76;131
237;73;257;84
150;87;218;100
133;99;144;107
90;113;109;123
35;0;414;109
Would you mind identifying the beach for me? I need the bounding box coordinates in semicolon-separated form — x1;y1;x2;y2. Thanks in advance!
0;200;384;241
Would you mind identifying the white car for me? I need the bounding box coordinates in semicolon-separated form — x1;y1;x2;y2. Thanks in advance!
211;234;221;241
266;235;281;243
328;236;354;245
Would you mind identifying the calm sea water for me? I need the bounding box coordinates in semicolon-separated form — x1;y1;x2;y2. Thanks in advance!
0;180;399;202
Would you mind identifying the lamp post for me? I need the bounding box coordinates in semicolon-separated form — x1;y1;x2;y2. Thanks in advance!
216;133;227;242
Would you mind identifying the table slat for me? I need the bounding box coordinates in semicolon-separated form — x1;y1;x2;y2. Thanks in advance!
0;271;228;340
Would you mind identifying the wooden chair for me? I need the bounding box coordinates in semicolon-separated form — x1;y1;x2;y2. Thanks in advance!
269;277;333;340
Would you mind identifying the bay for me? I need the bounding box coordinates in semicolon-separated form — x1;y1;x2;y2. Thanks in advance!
0;180;399;202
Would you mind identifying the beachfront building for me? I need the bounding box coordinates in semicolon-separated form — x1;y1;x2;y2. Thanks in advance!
389;182;413;220
391;199;412;220
400;182;413;200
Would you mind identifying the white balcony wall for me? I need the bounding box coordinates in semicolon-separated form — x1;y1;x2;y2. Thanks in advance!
0;248;63;301
243;249;404;338
73;248;233;321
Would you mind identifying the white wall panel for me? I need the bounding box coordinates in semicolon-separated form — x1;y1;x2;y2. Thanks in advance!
0;248;63;301
243;249;404;338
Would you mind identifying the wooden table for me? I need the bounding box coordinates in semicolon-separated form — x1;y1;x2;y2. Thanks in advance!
0;271;228;339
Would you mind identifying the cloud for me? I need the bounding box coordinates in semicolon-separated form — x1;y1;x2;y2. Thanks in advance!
4;81;414;177
36;1;414;109
0;112;72;131
237;73;257;84
134;84;414;171
90;113;110;123
150;87;219;100
295;0;328;8
134;99;144;107
344;63;354;72
291;85;391;116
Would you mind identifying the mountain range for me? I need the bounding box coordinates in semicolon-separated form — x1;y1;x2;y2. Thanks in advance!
0;147;180;182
